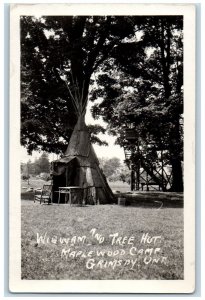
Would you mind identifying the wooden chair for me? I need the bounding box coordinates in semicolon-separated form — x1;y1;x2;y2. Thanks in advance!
34;184;53;204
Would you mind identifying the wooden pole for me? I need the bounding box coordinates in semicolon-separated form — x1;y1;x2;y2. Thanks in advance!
136;159;140;191
161;150;164;191
27;162;30;185
136;141;140;190
131;164;134;191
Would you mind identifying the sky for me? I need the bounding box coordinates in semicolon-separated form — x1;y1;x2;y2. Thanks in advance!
20;101;125;163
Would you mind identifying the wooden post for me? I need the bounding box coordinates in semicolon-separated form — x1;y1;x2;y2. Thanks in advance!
131;164;135;191
27;162;30;185
161;150;164;191
65;168;68;203
136;160;140;190
136;142;140;190
146;170;149;191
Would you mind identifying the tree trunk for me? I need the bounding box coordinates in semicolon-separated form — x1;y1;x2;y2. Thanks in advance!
169;115;183;192
159;20;183;192
170;158;183;192
130;165;135;191
159;19;171;100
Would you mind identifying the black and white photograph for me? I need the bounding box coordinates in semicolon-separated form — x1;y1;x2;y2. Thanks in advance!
9;3;195;294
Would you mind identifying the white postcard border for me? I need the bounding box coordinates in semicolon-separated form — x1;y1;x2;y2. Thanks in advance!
9;3;195;293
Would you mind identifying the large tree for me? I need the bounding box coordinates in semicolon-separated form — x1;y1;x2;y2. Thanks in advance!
90;16;183;191
21;16;135;154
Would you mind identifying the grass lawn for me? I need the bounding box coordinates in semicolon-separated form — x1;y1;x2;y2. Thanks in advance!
21;200;183;280
108;180;130;193
21;177;52;191
21;177;131;193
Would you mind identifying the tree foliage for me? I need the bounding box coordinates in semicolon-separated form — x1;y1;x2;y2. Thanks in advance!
21;152;50;176
90;16;184;191
21;15;184;191
99;157;130;183
99;157;122;178
21;16;135;154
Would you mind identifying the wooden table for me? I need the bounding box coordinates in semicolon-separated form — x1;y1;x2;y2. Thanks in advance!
58;186;84;205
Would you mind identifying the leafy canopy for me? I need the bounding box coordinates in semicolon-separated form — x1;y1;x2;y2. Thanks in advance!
21;16;136;154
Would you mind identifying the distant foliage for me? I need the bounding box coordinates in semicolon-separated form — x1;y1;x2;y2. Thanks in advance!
99;157;130;183
21;152;50;176
21;174;30;180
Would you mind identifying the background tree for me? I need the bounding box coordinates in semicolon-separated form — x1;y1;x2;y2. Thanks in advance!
37;152;50;173
21;153;51;176
31;158;42;175
99;157;121;178
98;157;130;183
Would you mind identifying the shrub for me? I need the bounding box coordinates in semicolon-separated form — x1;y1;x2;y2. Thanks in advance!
22;174;30;180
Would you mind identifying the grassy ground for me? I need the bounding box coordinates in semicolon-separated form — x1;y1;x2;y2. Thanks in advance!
21;200;183;280
108;180;130;193
21;177;130;192
21;177;52;191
